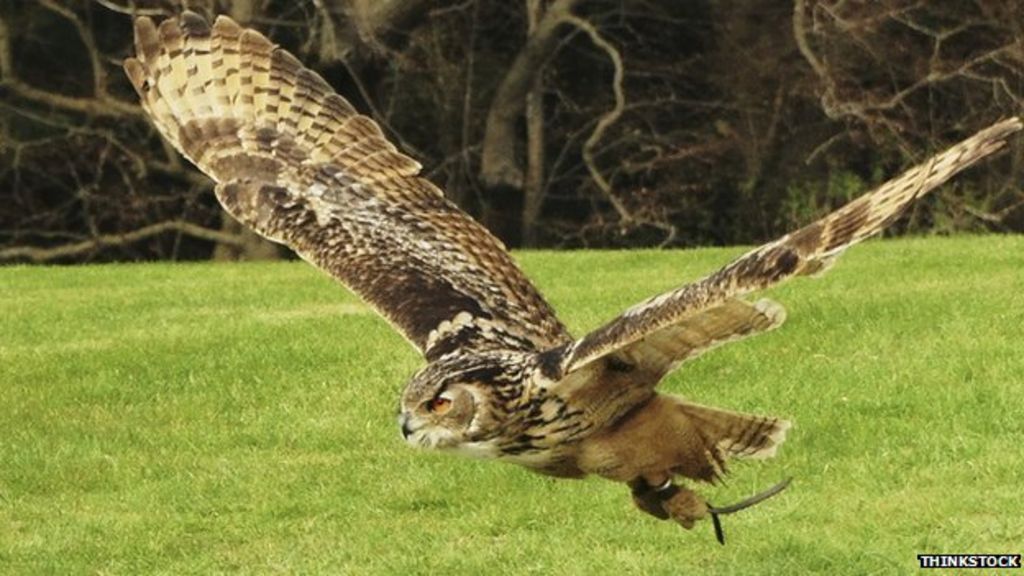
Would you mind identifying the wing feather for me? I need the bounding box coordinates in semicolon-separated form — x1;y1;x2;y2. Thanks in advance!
612;298;786;380
125;12;572;359
556;117;1021;376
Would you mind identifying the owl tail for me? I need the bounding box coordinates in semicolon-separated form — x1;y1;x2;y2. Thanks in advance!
675;401;791;465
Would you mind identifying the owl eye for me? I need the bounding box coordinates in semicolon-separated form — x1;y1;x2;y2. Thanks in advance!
428;396;453;415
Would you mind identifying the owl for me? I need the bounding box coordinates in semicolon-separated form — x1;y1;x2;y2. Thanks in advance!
124;11;1021;542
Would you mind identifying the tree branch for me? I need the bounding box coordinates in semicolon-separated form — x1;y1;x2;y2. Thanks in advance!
479;0;582;189
319;0;448;60
0;221;246;263
792;0;828;82
565;14;631;223
92;0;170;17
0;8;142;119
0;12;12;81
565;14;676;245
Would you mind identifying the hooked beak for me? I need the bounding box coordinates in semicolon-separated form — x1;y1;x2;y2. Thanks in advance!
398;413;414;441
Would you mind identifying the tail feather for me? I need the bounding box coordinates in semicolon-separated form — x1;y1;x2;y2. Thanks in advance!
677;401;791;462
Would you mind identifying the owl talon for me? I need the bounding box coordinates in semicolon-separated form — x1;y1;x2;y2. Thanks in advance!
628;478;670;520
629;477;792;542
658;485;708;530
628;478;708;528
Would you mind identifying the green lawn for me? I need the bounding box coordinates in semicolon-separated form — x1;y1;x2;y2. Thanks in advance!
1;236;1022;575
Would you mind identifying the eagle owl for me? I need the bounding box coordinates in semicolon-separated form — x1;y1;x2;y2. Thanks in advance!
124;12;1020;541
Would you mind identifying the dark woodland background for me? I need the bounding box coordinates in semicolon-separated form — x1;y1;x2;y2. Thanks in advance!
0;0;1021;263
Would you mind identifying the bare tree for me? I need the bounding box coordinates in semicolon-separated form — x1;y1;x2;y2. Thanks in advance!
2;0;1020;263
792;0;1023;232
0;0;449;262
0;2;232;263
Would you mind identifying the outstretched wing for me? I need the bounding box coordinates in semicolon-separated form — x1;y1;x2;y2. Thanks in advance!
551;117;1021;378
124;12;572;360
610;297;787;380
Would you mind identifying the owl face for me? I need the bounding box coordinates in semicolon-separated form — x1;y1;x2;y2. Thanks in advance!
398;378;479;450
397;352;526;456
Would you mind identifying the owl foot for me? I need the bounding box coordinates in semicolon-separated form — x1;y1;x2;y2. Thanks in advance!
628;476;793;544
659;484;708;530
627;478;706;529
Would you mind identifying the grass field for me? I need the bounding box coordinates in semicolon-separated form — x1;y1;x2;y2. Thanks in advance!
1;236;1022;574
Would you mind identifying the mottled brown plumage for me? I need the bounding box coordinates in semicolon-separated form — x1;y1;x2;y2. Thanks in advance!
126;11;1021;540
125;12;570;360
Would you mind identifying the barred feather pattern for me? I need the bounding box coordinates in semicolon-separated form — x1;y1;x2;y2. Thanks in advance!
124;12;571;359
559;116;1022;376
613;297;787;381
673;401;792;483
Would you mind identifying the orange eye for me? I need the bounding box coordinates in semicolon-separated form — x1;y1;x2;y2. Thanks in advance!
429;396;452;414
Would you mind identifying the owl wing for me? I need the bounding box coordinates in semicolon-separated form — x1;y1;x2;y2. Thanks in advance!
124;12;572;360
608;297;788;380
549;117;1021;379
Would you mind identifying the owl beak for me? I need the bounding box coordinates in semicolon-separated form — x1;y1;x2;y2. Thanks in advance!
398;413;414;439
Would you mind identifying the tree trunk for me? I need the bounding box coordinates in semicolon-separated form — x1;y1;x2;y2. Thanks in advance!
522;0;546;247
479;0;581;246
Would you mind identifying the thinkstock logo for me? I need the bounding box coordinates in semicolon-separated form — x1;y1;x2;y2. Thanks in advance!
918;554;1021;569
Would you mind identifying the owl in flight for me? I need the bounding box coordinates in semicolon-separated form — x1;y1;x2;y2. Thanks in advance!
125;12;1020;542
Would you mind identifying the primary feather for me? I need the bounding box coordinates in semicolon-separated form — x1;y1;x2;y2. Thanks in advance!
124;12;571;360
558;117;1022;377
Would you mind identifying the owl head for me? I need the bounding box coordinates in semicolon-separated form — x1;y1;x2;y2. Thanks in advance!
398;352;526;456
